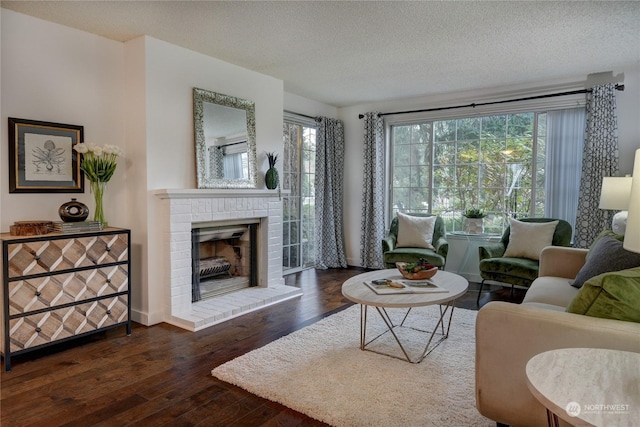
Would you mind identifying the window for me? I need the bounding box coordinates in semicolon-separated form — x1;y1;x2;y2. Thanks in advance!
390;107;583;235
283;118;316;272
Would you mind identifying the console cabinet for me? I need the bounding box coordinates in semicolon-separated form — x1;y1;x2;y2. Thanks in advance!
1;228;131;371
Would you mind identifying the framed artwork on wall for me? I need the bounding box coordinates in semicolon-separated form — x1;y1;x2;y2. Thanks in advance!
8;117;84;193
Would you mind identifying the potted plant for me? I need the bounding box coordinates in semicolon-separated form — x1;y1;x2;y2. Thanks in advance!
463;208;486;234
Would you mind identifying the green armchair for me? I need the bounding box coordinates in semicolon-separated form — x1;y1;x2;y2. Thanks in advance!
382;213;449;269
477;217;572;303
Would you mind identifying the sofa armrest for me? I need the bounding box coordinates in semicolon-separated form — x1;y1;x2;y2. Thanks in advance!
382;233;396;253
538;246;588;278
478;242;505;261
475;302;640;427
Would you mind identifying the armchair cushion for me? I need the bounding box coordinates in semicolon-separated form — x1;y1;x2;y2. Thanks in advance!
503;218;559;261
478;256;540;286
396;212;436;250
567;267;640;322
571;234;640;288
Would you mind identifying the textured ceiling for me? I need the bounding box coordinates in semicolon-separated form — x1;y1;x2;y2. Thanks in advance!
2;1;640;107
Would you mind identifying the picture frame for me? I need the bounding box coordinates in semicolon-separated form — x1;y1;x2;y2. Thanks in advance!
8;117;84;193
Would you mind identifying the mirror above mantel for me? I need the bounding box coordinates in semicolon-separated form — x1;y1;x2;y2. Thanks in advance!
193;88;258;189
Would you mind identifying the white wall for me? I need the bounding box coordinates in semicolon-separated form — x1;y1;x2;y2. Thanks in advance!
1;9;126;230
284;92;338;119
128;37;285;325
338;64;640;266
1;10;286;326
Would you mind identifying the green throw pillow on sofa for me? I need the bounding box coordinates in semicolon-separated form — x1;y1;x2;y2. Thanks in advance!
567;267;640;323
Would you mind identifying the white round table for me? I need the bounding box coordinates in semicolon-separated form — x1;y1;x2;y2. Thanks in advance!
341;268;468;363
526;348;640;427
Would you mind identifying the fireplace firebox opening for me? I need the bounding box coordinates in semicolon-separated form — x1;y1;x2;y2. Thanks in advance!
191;221;258;302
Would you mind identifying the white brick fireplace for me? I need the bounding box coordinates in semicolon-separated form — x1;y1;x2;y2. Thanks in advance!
154;189;302;331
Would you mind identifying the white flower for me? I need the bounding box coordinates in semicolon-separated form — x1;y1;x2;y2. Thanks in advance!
103;144;122;156
73;143;88;154
76;143;123;182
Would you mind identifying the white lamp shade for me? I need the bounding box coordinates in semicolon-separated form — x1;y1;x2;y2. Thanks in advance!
599;176;632;210
623;149;640;253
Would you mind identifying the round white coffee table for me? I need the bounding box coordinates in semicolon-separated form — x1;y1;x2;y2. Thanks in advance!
526;348;640;427
341;268;468;363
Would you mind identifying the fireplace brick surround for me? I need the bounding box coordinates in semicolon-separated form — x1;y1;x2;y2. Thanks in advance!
154;189;302;331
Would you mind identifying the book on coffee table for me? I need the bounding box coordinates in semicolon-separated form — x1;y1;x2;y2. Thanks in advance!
364;279;448;295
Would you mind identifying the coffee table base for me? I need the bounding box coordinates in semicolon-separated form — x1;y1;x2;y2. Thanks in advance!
358;302;456;364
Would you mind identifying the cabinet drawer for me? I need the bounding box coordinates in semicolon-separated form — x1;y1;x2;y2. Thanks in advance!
6;233;128;278
8;265;128;315
8;295;128;352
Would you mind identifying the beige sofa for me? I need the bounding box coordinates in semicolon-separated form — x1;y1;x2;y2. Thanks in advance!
475;246;640;427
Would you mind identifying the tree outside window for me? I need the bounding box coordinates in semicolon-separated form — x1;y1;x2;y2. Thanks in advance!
391;112;546;234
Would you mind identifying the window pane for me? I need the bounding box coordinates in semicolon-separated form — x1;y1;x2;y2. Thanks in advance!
457;118;480;140
410;143;430;165
434;141;455;165
482;115;507;139
457;140;480;163
482;139;506;163
433;165;454;187
394;144;411;165
434;120;456;142
282;121;316;272
390;110;556;234
410;165;429;187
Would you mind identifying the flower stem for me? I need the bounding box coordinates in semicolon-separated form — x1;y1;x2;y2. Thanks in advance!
90;181;107;227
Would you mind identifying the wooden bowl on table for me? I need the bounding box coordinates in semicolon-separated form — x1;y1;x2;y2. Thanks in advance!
396;262;438;280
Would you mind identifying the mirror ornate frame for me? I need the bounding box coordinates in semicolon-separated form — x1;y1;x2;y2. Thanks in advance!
193;87;257;188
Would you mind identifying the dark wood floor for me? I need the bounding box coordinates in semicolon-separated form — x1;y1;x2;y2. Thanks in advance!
1;267;524;427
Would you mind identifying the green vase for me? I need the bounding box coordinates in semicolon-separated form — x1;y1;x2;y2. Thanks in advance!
265;167;279;190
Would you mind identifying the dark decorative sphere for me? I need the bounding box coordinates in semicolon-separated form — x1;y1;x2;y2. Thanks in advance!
59;198;89;222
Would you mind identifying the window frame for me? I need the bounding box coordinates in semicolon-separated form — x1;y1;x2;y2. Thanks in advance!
283;112;318;273
384;92;587;233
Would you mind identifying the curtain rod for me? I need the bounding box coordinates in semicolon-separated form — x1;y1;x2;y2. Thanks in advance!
216;141;246;149
284;110;316;120
357;84;624;119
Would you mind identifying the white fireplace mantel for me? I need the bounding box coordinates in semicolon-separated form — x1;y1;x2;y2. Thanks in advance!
154;188;301;331
153;188;288;199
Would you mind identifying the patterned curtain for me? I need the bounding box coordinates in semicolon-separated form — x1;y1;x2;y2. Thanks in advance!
314;117;347;269
360;112;386;269
574;83;619;248
209;146;224;178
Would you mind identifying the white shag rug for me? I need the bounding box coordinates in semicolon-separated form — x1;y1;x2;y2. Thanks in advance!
212;305;493;427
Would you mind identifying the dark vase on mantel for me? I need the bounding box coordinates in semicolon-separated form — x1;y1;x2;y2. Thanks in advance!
265;151;279;190
59;198;89;222
265;167;279;190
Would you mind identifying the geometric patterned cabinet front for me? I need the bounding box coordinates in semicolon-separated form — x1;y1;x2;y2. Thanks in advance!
1;228;131;371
